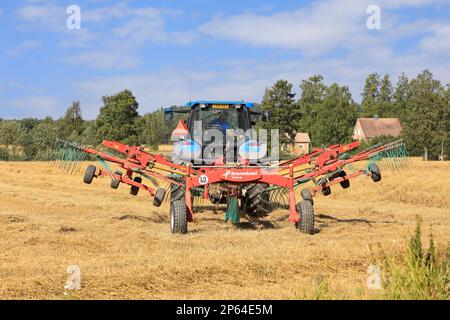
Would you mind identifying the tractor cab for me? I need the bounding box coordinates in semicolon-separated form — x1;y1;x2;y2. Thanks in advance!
165;101;267;165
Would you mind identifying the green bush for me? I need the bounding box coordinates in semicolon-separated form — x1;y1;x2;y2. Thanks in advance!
0;147;8;160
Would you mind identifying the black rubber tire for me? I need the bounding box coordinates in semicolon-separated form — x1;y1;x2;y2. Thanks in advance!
153;187;166;207
318;178;331;196
369;163;382;182
83;165;96;184
170;183;185;201
110;171;122;189
130;176;142;196
301;188;314;204
296;200;315;235
170;183;188;234
338;170;350;189
244;183;271;217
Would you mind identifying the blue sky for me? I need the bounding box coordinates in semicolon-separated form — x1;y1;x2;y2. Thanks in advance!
0;0;449;119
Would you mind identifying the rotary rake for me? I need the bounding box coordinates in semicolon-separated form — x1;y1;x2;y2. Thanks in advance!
54;137;408;235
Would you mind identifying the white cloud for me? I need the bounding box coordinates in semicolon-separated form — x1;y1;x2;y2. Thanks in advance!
8;40;40;57
82;2;130;23
199;0;447;54
73;43;450;119
112;10;167;44
16;2;195;70
12;0;450;119
17;3;65;31
1;96;61;118
420;23;450;54
379;0;443;8
200;0;366;54
66;51;140;69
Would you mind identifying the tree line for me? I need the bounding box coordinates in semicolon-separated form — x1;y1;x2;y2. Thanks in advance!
0;70;448;161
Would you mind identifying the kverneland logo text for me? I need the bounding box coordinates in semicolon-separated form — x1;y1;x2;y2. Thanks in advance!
223;170;259;179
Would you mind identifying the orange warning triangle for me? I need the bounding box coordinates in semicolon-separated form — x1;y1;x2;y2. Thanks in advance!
172;119;189;137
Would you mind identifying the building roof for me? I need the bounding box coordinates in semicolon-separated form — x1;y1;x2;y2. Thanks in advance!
293;132;311;143
356;118;402;138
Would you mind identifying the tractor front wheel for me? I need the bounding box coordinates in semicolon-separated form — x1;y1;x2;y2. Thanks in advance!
243;183;271;217
296;200;315;235
170;184;188;234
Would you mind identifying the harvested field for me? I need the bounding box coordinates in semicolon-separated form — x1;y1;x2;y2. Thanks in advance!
0;159;449;299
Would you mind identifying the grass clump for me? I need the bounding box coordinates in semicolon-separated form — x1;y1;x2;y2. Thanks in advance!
376;218;449;300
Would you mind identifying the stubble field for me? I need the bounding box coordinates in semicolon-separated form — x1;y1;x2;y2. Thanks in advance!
0;159;449;299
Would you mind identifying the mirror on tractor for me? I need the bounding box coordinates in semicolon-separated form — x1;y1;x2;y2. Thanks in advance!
250;110;269;124
164;107;174;121
250;113;259;124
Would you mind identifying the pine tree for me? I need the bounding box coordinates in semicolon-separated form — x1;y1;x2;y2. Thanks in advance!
403;70;446;158
299;76;356;146
379;74;394;117
361;73;381;117
260;80;298;144
140;109;170;149
393;73;410;121
60;101;84;139
298;75;327;142
312;83;357;146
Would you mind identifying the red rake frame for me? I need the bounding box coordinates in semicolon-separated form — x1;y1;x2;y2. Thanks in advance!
78;139;385;227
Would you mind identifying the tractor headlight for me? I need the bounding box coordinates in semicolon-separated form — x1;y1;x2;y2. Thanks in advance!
173;139;202;161
239;140;267;160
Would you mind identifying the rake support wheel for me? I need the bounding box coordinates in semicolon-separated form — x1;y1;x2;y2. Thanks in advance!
153;187;166;207
130;176;142;196
83;165;96;184
170;184;188;234
369;163;382;182
296;200;315;235
318;178;331;196
338;170;350;189
110;171;122;189
301;188;314;204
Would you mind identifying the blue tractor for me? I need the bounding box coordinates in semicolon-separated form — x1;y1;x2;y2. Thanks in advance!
164;101;271;233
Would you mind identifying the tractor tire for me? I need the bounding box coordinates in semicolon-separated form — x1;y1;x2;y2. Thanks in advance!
153;187;166;207
338;170;350;189
170;183;188;234
130;176;142;196
110;171;122;189
369;163;382;182
244;183;271;217
83;165;96;184
301;188;314;204
296;200;315;235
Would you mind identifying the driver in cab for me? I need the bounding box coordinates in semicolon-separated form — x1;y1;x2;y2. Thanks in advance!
208;110;230;133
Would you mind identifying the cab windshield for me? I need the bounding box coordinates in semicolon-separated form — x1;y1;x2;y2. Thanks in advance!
189;107;248;136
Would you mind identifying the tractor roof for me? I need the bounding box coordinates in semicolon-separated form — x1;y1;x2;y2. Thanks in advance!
185;101;254;108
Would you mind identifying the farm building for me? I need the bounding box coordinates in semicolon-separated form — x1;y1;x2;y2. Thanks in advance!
353;117;403;141
285;132;311;155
